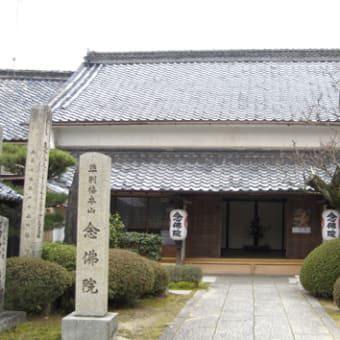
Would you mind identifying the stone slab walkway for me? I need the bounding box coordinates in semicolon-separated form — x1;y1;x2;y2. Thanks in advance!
160;275;340;340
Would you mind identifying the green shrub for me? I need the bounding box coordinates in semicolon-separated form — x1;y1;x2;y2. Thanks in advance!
54;271;75;314
108;249;155;304
147;261;169;296
5;257;71;314
119;232;162;261
42;242;76;271
166;265;203;285
300;238;340;298
334;277;340;310
109;212;125;248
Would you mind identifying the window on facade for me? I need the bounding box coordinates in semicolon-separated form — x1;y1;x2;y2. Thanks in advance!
112;197;170;233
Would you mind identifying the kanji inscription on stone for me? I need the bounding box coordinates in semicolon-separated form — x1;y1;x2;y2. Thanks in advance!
20;105;51;258
75;152;111;317
0;216;8;311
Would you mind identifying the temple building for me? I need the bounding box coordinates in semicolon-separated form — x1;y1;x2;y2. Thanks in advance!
48;49;340;262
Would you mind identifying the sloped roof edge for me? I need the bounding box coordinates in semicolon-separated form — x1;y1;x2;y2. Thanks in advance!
0;69;72;81
85;49;340;65
0;183;22;202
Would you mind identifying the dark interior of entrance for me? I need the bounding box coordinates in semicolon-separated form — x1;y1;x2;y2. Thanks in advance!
222;200;286;258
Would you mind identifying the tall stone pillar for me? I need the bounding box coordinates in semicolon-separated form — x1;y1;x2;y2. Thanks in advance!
0;216;8;311
20;105;51;258
62;152;118;340
0;127;3;179
0;216;26;331
0;127;3;152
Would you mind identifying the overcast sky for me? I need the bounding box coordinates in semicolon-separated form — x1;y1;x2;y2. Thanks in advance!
1;0;340;71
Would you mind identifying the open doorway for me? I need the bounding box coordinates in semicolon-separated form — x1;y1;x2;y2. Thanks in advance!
222;200;286;258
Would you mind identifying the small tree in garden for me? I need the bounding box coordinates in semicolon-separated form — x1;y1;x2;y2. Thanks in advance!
0;143;76;179
0;143;76;241
293;139;340;209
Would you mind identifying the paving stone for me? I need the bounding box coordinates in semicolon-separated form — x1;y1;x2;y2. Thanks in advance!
202;276;217;283
254;303;286;317
181;316;219;329
222;304;253;314
294;335;334;340
289;318;330;335
174;325;215;340
160;275;340;340
220;310;253;321
254;316;293;340
214;320;253;340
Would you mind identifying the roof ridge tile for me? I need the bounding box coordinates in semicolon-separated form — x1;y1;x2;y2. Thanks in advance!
85;49;340;65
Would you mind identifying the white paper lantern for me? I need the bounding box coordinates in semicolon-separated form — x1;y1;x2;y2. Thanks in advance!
169;209;188;241
321;209;340;241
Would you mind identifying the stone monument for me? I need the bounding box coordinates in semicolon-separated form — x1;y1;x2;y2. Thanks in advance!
0;127;3;178
0;216;26;331
20;105;51;258
62;152;118;340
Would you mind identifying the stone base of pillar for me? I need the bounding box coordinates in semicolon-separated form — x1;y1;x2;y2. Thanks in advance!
62;312;118;340
0;311;27;332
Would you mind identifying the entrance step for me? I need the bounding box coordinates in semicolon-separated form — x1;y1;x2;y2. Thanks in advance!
161;257;303;275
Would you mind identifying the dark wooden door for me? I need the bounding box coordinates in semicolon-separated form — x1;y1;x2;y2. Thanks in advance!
186;197;222;257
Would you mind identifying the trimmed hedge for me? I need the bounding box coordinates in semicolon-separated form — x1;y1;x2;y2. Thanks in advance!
54;271;75;314
42;242;167;304
166;265;202;285
42;242;76;271
334;277;340;310
147;261;169;296
108;249;155;303
119;232;162;261
300;238;340;298
5;257;71;314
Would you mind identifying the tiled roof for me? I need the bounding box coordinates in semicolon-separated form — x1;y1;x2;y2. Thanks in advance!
57;150;309;192
51;49;340;124
0;70;71;141
0;182;22;202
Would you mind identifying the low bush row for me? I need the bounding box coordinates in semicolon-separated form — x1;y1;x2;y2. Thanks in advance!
166;264;203;285
118;232;162;261
5;241;206;314
4;243;170;314
5;257;72;314
109;213;162;261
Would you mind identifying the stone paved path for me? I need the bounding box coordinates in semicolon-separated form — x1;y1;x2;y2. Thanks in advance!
160;275;340;340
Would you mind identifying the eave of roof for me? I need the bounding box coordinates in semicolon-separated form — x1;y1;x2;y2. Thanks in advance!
56;150;316;193
0;183;22;202
51;120;340;127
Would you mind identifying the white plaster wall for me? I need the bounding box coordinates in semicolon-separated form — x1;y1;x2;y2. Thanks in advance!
53;124;340;150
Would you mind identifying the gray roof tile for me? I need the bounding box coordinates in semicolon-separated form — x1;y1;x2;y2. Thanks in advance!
51;50;340;123
0;182;22;202
56;150;310;192
0;70;71;141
